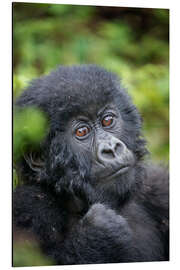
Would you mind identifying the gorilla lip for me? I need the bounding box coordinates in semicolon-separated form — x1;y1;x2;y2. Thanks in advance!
106;165;130;180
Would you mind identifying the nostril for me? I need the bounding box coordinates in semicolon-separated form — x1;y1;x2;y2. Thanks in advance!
101;148;115;159
114;142;123;154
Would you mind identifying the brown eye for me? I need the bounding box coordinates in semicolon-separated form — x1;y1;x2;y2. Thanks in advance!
102;115;113;127
76;126;89;137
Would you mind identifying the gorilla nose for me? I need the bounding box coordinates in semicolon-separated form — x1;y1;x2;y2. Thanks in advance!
101;143;122;159
97;137;125;164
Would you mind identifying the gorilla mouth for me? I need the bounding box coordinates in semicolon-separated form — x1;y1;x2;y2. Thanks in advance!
105;165;130;180
111;166;129;177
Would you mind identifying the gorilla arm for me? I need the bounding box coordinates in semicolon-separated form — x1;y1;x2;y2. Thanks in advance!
13;185;138;264
138;164;169;259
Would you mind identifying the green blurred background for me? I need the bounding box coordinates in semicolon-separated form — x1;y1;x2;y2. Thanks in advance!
13;3;169;266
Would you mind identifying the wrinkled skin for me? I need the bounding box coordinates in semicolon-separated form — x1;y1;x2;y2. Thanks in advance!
13;65;169;265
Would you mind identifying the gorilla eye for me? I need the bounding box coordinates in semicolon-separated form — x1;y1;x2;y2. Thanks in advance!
76;126;90;138
102;115;114;127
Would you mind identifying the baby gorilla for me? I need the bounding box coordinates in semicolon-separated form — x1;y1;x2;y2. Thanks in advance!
13;65;169;265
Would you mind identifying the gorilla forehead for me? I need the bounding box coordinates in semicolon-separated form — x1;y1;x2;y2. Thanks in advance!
43;65;118;115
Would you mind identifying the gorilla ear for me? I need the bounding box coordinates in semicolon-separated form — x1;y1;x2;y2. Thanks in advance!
23;151;45;173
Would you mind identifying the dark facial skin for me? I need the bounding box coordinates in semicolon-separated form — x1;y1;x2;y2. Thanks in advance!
68;103;135;185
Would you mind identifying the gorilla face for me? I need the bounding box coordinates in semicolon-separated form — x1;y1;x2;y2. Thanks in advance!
68;103;135;185
45;100;136;198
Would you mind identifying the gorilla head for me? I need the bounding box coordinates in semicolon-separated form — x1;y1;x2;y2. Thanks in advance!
15;65;147;203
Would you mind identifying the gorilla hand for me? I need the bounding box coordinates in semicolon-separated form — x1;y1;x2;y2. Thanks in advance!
82;203;132;241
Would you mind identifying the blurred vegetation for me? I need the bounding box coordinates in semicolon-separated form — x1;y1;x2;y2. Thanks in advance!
13;3;169;266
14;107;48;160
13;230;55;266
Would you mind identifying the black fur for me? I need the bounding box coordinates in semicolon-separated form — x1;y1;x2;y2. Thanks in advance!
13;65;169;265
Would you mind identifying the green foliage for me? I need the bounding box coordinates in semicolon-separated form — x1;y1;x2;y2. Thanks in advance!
13;237;54;266
13;107;49;161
